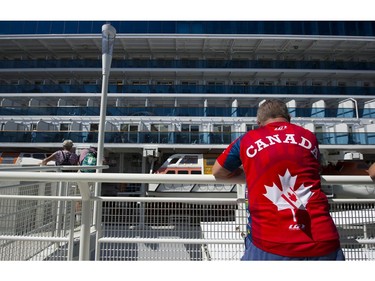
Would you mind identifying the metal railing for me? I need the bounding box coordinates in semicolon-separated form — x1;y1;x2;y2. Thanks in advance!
0;166;374;261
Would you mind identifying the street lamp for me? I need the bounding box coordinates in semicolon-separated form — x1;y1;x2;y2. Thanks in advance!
97;23;116;168
92;24;116;245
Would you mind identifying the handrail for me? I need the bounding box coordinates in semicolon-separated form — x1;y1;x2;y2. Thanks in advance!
0;165;108;172
0;171;373;185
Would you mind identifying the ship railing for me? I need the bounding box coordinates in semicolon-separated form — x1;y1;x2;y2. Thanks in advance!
0;166;374;261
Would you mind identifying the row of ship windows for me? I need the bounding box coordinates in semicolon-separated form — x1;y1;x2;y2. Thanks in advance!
4;80;372;88
2;59;375;71
0;106;371;118
1;21;375;36
0;121;369;133
1;85;375;95
0;130;373;146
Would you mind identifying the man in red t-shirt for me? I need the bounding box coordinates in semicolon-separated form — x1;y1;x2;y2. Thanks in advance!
213;99;345;260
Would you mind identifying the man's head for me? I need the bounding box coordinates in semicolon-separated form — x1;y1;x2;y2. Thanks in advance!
256;99;291;126
62;139;73;149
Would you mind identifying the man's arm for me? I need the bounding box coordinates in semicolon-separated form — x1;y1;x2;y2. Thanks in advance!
212;161;245;180
367;162;375;181
40;152;56;166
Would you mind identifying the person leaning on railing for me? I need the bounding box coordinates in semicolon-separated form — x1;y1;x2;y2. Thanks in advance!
212;99;345;261
40;139;79;171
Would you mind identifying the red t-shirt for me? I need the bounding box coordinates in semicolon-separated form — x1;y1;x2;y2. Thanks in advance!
217;121;340;257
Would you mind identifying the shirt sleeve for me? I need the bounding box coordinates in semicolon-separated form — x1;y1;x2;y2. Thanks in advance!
216;135;243;172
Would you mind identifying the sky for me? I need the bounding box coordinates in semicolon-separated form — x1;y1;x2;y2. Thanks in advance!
1;0;374;21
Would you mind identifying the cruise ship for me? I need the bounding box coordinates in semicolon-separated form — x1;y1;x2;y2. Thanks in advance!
1;21;375;198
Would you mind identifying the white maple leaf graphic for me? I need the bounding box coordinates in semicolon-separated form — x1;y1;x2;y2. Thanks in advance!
263;169;314;222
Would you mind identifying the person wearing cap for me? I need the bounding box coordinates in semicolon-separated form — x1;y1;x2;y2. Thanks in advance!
40;139;79;167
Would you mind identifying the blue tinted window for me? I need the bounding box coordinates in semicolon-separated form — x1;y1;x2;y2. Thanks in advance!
345;22;359;36
23;21;38;34
333;22;346;35
78;21;93;33
64;21;78;33
1;21;375;36
177;22;190;33
162;21;176;33
35;21;50;33
317;21;331;35
50;21;64;33
125;21;148;33
5;21;22;34
147;21;162;33
92;21;105;33
306;21;319;35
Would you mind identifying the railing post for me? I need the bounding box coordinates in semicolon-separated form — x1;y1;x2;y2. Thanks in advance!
55;181;64;237
78;182;92;261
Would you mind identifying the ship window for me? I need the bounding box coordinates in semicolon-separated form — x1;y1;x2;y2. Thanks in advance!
30;123;37;131
246;124;259;131
259;81;273;86
178;170;189;174
180;155;198;164
151;124;168;132
131;80;148;85
156;81;174;85
33;153;46;159
169;157;179;164
182;124;198;132
191;170;202;174
181;81;197;85
207;81;224;85
60;123;71;131
90;123;99;131
233;81;249;86
166;170;175;174
286;81;298;86
120;124;138;132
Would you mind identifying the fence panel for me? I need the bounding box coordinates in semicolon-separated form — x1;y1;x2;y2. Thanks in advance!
0;176;374;261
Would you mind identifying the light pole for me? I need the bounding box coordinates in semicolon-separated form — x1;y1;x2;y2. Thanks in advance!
97;23;116;168
93;24;116;245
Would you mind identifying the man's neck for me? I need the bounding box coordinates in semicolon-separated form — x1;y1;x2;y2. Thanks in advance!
262;117;289;126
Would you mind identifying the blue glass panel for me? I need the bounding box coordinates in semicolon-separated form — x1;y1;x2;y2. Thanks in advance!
23;21;38;34
92;21;105;33
0;21;16;34
78;21;93;33
337;108;355;118
64;21;78;33
36;21;52;33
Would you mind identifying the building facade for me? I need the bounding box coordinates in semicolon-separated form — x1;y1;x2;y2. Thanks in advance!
1;21;375;195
